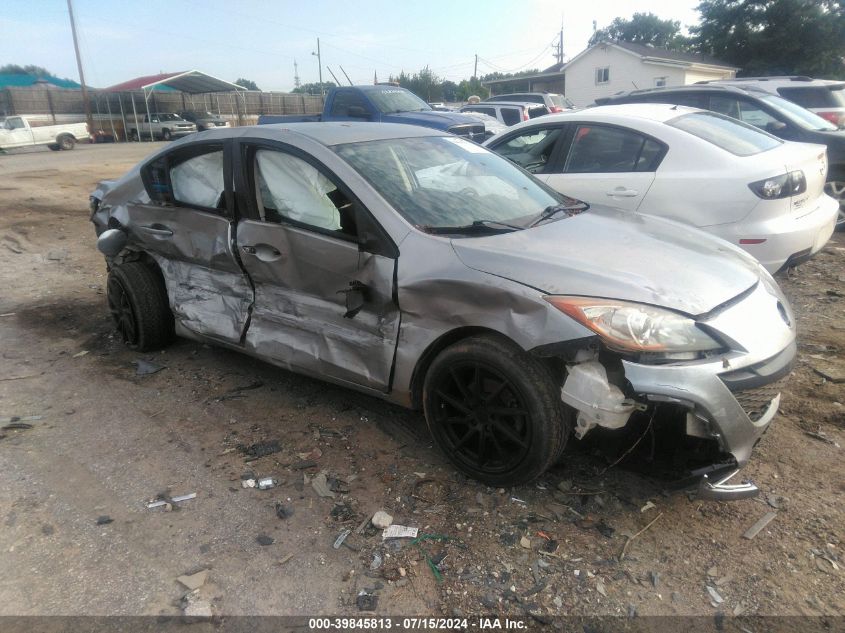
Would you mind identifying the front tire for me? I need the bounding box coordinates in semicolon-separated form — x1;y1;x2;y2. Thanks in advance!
107;262;174;351
423;335;569;486
162;128;172;141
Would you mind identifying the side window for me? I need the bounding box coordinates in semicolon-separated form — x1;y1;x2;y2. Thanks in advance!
253;149;356;237
737;100;781;129
493;127;564;173
7;117;25;130
464;107;496;117
330;91;369;117
170;149;225;209
564;125;661;173
500;107;522;126
709;95;741;120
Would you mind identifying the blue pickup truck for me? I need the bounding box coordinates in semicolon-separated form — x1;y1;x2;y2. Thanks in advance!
258;85;496;142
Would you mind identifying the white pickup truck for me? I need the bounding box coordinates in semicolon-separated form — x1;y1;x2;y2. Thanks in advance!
0;116;89;151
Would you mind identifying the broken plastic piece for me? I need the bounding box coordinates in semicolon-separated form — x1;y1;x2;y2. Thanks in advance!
146;492;197;509
382;525;418;540
333;528;352;549
561;361;637;439
257;477;276;490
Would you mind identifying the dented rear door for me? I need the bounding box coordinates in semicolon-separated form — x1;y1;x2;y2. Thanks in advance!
127;140;253;343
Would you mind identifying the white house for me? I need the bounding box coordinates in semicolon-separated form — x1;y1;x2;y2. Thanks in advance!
562;41;738;107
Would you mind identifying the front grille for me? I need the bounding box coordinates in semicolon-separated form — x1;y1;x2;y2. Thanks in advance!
732;376;788;421
447;124;486;143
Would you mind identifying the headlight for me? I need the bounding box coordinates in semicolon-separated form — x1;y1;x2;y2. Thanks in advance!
544;296;723;353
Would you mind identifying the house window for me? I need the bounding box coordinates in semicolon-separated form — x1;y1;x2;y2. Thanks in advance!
595;67;610;84
654;76;667;87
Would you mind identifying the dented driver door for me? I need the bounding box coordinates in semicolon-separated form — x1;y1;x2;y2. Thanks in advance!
235;142;400;392
127;140;253;343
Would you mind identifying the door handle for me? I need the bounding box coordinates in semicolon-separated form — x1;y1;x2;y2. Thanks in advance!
242;244;282;261
606;188;639;198
138;224;173;236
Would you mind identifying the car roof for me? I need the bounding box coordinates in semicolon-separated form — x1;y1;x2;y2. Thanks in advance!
598;84;772;103
462;101;539;108
204;121;446;146
536;102;701;124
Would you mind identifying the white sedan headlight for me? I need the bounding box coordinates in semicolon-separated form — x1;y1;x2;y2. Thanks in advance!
545;296;723;353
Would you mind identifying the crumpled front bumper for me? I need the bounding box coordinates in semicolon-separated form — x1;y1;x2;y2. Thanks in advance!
620;281;796;499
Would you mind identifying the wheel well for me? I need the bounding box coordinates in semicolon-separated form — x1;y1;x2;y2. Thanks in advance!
56;133;75;141
116;250;168;289
828;164;845;179
409;327;519;410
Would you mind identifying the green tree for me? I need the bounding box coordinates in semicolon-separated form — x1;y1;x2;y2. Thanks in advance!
292;81;336;95
0;64;53;76
235;78;260;90
391;66;442;101
693;0;845;77
589;12;691;50
456;77;489;101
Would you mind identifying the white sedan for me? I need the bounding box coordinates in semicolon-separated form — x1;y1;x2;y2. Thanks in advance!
484;103;839;273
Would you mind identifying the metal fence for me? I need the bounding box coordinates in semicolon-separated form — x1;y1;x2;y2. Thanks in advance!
1;86;324;140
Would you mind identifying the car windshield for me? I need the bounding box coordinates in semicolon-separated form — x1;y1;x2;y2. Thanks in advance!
333;136;565;233
760;94;837;131
778;85;845;109
667;111;782;156
367;89;432;114
158;113;180;121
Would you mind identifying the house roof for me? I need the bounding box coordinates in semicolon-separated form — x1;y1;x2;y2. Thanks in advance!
611;40;737;69
0;74;82;89
104;70;244;93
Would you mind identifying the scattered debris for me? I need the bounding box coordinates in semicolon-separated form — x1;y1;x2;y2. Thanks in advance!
72;350;88;358
743;511;777;540
715;573;734;587
135;359;165;375
146;492;197;509
275;503;294;520
180;590;212;618
371;510;393;529
811;363;845;384
370;552;383;570
311;472;335;498
241;479;256;489
278;553;294;566
640;501;656;513
238;440;281;460
297;447;323;461
356;590;378;611
596;579;608;597
383;525;418;540
257;477;276;490
804;429;839;447
176;569;209;590
0;415;43;424
330;502;354;522
217;380;264;401
706;585;724;604
620;512;663;560
256;534;274;546
95;515;113;526
2;422;33;431
650;571;660;588
333;528;352;550
520;536;532;549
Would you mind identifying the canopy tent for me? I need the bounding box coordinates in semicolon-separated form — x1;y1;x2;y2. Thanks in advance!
104;70;245;141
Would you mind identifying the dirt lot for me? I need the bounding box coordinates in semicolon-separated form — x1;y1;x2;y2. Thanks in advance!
0;143;843;623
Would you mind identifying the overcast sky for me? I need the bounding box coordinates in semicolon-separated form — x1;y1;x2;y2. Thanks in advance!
1;0;701;90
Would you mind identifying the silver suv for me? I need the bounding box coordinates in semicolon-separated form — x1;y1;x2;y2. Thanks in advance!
484;92;574;113
697;77;845;128
460;101;549;126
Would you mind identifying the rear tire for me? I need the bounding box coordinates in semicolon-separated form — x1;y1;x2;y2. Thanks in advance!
423;334;569;486
107;261;174;351
131;129;140;142
824;169;845;231
57;135;75;150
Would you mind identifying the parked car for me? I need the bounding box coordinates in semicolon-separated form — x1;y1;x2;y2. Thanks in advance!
258;85;490;142
460;101;550;126
596;84;845;229
696;76;845;128
128;113;197;141
178;111;230;131
484;92;574;113
90;122;796;496
0;115;87;150
484;104;838;273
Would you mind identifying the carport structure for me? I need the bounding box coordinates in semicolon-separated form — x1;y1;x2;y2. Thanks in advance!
104;70;245;142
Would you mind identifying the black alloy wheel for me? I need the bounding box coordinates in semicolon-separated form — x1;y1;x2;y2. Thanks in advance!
107;274;138;346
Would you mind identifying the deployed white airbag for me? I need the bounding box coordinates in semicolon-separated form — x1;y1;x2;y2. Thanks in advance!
171;150;224;208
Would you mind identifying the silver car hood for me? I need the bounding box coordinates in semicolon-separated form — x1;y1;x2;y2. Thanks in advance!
451;207;760;316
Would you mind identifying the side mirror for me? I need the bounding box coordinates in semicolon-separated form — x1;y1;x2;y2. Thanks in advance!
766;120;787;133
96;228;128;257
355;205;398;259
347;106;370;120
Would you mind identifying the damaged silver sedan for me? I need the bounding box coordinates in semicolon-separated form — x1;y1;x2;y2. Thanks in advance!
90;122;796;497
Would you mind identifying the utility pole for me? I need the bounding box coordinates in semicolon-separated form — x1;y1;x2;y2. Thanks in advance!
473;54;478;80
66;0;93;136
294;59;301;89
552;26;564;65
312;37;324;99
